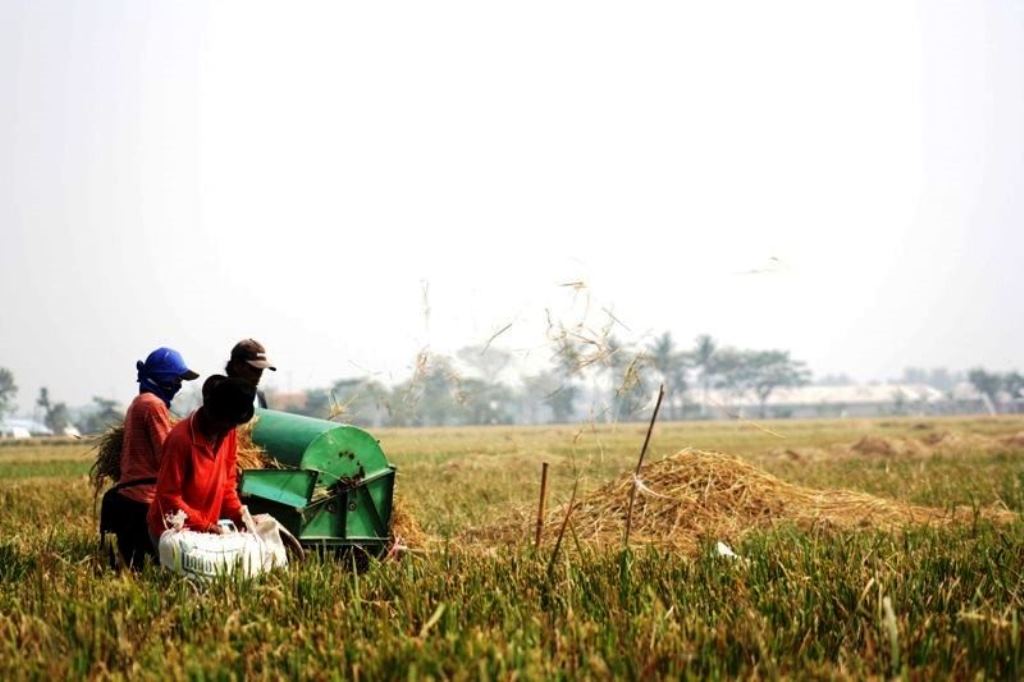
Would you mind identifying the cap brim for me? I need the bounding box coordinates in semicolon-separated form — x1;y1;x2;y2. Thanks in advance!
245;359;277;371
180;370;200;381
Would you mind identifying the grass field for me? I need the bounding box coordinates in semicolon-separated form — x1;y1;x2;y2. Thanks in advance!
2;415;1024;679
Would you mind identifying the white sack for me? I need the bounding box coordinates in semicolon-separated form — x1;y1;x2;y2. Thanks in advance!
157;508;293;580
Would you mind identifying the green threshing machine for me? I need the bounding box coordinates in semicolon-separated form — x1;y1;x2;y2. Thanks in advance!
239;409;396;556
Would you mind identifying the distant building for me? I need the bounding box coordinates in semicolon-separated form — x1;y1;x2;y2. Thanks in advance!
0;418;81;438
0;422;31;439
1;418;51;437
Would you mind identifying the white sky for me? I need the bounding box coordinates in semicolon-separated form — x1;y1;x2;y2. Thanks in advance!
1;1;1022;412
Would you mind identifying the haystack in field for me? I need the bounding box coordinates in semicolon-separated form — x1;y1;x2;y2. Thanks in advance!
1003;432;1024;448
849;435;928;458
474;449;1017;554
847;431;1017;459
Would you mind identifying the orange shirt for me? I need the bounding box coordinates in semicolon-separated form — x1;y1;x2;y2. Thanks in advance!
117;392;173;504
147;414;244;538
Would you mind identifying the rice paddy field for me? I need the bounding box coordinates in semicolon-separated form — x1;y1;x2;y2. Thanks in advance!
3;415;1024;679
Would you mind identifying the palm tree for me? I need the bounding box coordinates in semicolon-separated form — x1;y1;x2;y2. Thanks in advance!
968;368;1002;414
648;332;688;420
0;368;17;420
692;335;717;417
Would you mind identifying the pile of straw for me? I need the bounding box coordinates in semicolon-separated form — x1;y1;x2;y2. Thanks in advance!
390;495;428;549
236;420;281;471
475;449;1017;554
848;432;1021;459
849;435;928;458
1003;432;1024;448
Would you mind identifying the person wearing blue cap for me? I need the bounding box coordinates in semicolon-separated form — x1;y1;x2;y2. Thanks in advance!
99;347;199;569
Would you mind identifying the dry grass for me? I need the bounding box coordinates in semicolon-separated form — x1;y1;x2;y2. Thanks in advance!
1003;431;1024;448
236;419;280;471
87;423;126;495
9;416;1024;678
770;429;1020;463
847;431;1007;458
849;434;927;457
470;448;1017;554
390;495;428;549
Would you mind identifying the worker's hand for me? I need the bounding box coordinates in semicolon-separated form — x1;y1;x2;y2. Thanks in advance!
207;523;227;535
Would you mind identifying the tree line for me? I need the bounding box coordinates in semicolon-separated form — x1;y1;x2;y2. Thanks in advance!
0;335;820;430
3;341;1020;434
281;333;811;427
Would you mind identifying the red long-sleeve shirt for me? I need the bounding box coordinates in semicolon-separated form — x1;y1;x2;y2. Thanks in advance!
147;413;245;538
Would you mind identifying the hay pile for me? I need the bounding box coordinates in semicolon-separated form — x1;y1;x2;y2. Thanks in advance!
236;420;280;471
920;431;1004;452
390;496;428;548
846;431;1018;459
768;446;830;463
1003;432;1024;448
474;449;1017;554
849;435;928;458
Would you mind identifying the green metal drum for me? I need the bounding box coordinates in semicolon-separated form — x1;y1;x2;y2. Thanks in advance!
239;409;395;554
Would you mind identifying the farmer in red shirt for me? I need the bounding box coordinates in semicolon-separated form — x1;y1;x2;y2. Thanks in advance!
148;376;256;543
100;347;198;569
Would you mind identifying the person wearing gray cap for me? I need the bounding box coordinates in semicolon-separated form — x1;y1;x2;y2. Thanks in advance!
225;339;276;409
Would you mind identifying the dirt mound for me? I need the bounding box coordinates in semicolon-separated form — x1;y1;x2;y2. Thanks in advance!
471;450;1016;554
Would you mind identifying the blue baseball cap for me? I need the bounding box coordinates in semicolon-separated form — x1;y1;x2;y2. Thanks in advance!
141;347;199;381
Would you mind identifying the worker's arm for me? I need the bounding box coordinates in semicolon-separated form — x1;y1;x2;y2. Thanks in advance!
153;433;211;532
218;430;245;527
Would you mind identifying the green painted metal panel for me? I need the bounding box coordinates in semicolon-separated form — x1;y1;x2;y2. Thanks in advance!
303;503;344;539
239;469;316;507
250;409;340;468
241;498;305;540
